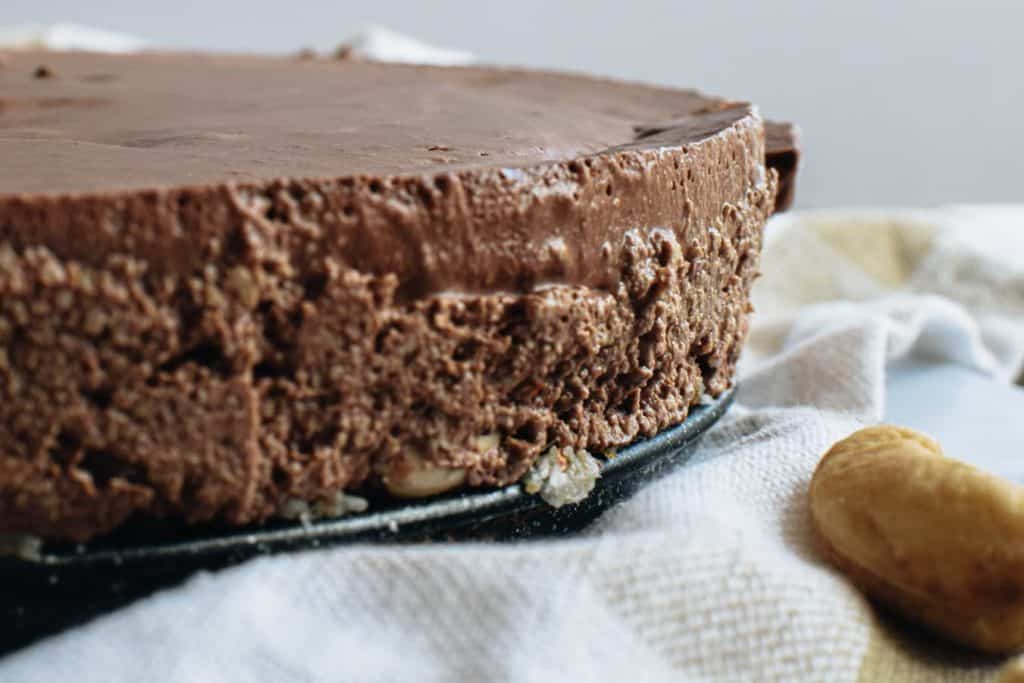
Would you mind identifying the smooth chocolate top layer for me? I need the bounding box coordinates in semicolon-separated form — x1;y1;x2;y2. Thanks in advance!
0;51;797;302
0;50;795;197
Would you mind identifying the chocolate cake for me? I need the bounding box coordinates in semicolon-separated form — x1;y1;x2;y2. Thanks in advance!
0;50;798;541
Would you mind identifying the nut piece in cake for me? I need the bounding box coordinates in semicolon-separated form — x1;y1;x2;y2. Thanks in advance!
383;458;468;499
522;446;601;508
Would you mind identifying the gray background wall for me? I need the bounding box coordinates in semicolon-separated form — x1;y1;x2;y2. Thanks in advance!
6;0;1023;209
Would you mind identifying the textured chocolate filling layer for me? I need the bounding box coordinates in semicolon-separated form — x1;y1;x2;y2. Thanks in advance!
0;51;793;541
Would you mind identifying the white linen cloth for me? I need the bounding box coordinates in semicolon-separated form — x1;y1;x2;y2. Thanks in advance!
3;206;1024;682
0;23;146;53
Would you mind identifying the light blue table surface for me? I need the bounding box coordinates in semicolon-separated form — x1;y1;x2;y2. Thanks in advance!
886;360;1024;482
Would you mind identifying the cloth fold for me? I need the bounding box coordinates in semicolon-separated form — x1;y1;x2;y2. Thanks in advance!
3;206;1023;682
